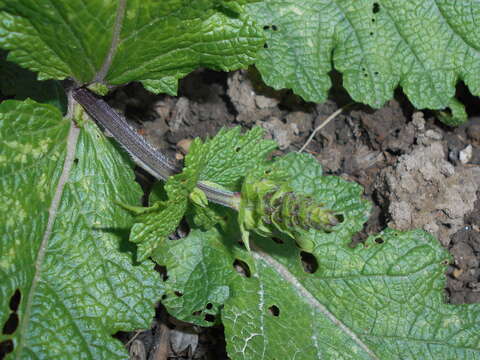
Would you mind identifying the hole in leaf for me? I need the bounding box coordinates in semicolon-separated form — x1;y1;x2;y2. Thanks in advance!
369;32;374;36
73;158;79;165
371;18;376;22
174;291;183;297
442;260;450;266
204;314;215;323
335;214;344;224
154;265;168;281
264;169;272;175
364;73;368;78
272;237;284;244
233;259;251;278
192;310;202;317
161;294;167;300
263;25;270;30
268;305;280;317
372;3;380;13
112;330;130;343
235;146;241;152
375;238;384;244
2;313;18;335
374;71;379;75
0;340;14;358
300;251;318;274
206;303;213;310
272;25;278;31
9;289;21;312
263;43;269;49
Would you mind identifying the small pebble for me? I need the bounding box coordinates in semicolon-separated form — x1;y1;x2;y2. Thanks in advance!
459;144;473;164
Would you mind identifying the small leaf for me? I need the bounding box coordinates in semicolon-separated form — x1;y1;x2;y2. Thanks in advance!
152;228;238;326
196;126;277;191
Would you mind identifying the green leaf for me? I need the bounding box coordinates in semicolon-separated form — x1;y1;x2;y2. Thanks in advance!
0;100;161;359
129;127;276;258
0;51;67;112
128;138;210;261
152;228;237;326
130;199;188;262
247;0;480;124
223;229;480;359
196;126;277;191
238;153;370;251
150;152;480;358
0;0;264;93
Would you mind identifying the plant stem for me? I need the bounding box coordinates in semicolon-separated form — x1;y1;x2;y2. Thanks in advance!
72;87;239;209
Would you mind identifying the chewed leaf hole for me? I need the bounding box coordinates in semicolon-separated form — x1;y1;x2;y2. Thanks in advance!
272;25;278;31
263;25;270;30
206;303;213;310
0;340;14;358
154;265;168;281
9;289;21;312
192;310;202;317
335;214;344;224
2;313;19;335
373;2;380;13
374;237;384;244
174;291;183;297
264;43;269;49
300;251;318;274
204;314;215;323
233;259;251;278
442;259;450;266
272;237;284;244
268;305;280;317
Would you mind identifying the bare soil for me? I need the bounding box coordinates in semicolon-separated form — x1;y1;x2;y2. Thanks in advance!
108;69;480;360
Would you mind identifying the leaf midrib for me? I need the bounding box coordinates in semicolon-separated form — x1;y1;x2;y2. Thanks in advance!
15;120;80;359
94;0;127;83
251;246;379;360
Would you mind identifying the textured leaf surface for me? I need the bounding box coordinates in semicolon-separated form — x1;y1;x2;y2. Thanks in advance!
248;0;480;121
238;153;370;251
224;229;480;360
129;127;277;259
0;101;161;359
196;127;277;191
0;0;264;94
152;228;237;326
150;153;480;359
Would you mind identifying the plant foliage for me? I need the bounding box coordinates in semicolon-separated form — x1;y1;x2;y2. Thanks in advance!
1;1;480;359
247;0;480;125
0;100;161;358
